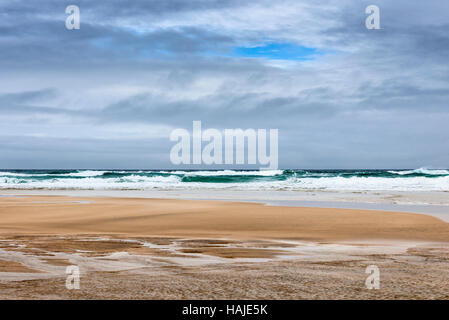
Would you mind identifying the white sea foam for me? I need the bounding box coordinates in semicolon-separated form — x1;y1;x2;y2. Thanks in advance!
0;175;448;191
0;172;44;177
61;170;107;177
0;175;182;190
388;168;449;175
291;176;449;191
0;169;448;191
0;170;107;177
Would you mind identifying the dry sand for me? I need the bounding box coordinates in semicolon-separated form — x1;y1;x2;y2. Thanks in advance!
1;195;449;241
1;195;449;299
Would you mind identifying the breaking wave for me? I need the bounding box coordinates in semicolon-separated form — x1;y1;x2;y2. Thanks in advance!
0;168;448;191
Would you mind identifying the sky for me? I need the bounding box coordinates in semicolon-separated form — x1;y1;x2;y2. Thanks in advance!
0;0;448;169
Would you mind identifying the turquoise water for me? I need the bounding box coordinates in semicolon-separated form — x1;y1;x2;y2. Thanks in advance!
0;168;448;191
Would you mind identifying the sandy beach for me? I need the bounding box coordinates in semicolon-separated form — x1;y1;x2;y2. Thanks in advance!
3;0;449;305
1;194;449;299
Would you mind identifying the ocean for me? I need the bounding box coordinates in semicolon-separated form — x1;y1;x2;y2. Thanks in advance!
0;168;448;191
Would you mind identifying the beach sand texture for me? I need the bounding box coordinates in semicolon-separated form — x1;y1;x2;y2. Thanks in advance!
1;195;449;299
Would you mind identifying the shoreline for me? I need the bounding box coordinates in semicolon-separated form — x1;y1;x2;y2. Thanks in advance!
1;189;449;222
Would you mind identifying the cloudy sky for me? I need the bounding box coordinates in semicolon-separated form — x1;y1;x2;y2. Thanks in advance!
0;0;448;169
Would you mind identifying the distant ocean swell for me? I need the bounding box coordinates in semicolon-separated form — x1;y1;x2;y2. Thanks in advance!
0;168;448;191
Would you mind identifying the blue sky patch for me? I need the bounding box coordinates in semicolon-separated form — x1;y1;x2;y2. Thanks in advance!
232;42;324;61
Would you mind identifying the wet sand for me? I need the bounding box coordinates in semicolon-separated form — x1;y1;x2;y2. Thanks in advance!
1;195;449;299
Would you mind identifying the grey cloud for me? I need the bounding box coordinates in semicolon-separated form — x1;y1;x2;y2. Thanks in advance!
0;88;57;105
0;0;448;168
